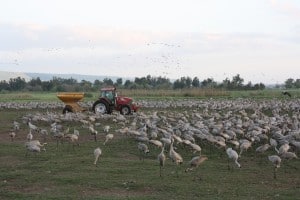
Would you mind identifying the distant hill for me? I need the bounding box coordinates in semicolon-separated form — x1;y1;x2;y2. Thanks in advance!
26;72;124;82
0;71;129;83
0;71;31;82
26;73;131;83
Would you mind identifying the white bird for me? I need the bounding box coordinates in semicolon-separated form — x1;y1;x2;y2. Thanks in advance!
27;130;33;141
89;124;98;142
185;155;208;173
149;139;163;148
239;140;252;157
73;128;80;136
256;144;271;153
157;145;166;177
160;137;172;146
268;155;281;179
13;121;20;131
188;143;202;154
94;147;102;166
9;131;16;142
40;129;48;143
64;132;80;149
103;133;114;145
27;121;40;133
103;125;110;133
137;142;150;161
226;147;241;169
270;138;279;153
25;140;47;156
169;138;183;177
280;151;298;160
278;143;290;155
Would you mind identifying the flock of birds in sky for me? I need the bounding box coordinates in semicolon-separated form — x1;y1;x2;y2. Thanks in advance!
0;41;183;77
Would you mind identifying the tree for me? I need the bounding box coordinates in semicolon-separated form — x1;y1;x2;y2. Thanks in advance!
103;78;113;86
231;74;244;89
80;80;92;91
41;81;53;91
28;77;42;87
93;80;103;90
284;78;294;89
116;78;123;86
221;78;231;89
124;80;133;89
294;79;300;88
201;78;216;88
9;77;26;91
185;77;192;88
173;78;185;89
0;80;10;91
192;77;200;87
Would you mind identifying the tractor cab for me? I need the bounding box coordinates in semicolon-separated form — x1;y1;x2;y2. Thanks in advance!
100;87;116;103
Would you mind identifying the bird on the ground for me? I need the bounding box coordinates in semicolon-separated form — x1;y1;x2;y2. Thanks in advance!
226;147;241;169
169;138;183;177
157;145;166;177
103;125;110;133
94;147;102;166
280;151;298;160
27;130;33;141
89;124;98;142
103;133;114;145
239;140;252;157
282;91;291;98
137;142;150;161
27;121;40;133
185;155;208;172
268;155;281;179
256;144;271;153
25;140;47;156
9;131;16;142
270;138;279;153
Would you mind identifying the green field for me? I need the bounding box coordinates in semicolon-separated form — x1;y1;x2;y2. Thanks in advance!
0;91;299;199
0;88;300;102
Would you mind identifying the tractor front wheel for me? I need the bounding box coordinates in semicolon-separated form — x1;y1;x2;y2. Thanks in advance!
120;105;131;115
93;100;110;114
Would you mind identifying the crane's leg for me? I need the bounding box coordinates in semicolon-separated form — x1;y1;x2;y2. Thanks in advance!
273;167;277;179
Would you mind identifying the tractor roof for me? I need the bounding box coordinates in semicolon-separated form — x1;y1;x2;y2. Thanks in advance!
101;87;116;91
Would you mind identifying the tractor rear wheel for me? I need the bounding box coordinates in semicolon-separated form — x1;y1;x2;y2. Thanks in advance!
93;100;110;114
63;105;73;114
120;105;131;115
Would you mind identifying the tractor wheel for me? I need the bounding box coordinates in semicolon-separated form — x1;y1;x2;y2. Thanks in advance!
63;105;73;114
120;105;131;115
93;100;110;114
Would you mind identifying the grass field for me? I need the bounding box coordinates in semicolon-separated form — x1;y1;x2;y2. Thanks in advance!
0;106;299;200
0;88;299;102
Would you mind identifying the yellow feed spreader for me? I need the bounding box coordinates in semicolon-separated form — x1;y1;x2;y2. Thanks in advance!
56;92;86;113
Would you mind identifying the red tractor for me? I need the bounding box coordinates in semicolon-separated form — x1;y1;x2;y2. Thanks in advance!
92;86;140;115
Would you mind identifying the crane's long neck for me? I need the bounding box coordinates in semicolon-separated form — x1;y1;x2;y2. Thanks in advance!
161;144;165;154
235;160;241;168
170;140;174;152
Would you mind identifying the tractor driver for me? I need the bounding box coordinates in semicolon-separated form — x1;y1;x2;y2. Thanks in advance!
104;91;113;101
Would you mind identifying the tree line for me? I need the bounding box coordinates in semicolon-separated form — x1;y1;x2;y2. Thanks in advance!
0;74;298;92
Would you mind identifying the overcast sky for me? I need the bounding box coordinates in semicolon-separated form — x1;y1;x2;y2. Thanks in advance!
0;0;300;84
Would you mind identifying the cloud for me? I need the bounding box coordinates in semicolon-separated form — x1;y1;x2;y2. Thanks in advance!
269;0;300;19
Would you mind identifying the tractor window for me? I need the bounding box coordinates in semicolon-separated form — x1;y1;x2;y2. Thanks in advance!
102;91;114;101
